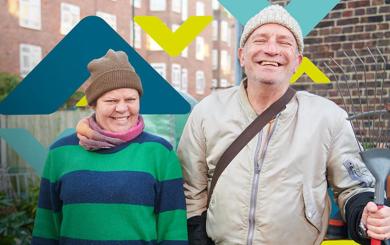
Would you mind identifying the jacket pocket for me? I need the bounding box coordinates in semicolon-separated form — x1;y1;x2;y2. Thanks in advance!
302;185;323;233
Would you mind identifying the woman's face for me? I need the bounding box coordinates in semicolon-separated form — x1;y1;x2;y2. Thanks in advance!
93;88;140;132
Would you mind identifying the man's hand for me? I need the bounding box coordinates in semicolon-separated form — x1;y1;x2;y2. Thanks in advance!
361;201;390;240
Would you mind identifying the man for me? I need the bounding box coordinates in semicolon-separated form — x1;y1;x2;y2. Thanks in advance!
178;5;390;245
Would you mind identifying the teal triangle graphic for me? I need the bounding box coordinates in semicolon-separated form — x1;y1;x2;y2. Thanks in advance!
0;128;48;175
218;0;341;37
0;16;191;115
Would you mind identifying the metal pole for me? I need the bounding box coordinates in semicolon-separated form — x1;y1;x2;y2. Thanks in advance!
131;0;135;47
235;20;243;85
0;115;7;169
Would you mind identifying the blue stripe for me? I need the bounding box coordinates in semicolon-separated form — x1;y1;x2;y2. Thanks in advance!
136;132;172;151
155;179;186;213
50;133;79;150
159;241;188;245
50;132;172;153
60;237;158;244
31;236;59;245
60;170;156;206
37;178;62;212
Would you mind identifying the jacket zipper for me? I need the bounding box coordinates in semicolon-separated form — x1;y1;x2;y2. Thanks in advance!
247;116;279;245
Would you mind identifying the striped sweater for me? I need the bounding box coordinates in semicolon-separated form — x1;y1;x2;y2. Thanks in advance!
32;132;188;245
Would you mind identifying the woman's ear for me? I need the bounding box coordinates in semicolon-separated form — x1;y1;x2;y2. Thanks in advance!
90;102;96;110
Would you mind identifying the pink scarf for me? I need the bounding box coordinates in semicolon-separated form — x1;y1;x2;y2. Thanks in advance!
78;114;144;151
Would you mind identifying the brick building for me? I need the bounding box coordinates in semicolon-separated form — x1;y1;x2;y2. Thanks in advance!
1;0;389;141
271;0;390;143
0;0;237;101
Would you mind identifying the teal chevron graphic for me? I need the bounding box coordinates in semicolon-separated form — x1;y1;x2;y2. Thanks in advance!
218;0;269;26
0;128;48;175
219;0;341;36
0;16;190;115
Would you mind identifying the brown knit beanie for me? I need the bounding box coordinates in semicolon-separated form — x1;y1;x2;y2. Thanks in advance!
85;49;143;105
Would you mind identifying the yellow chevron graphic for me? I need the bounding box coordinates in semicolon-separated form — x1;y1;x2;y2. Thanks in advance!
291;57;330;84
76;96;88;107
134;16;213;57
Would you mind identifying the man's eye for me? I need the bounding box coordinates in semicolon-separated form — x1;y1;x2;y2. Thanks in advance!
280;41;292;46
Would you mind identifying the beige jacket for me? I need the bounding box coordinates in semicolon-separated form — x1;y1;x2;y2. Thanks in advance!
177;83;374;245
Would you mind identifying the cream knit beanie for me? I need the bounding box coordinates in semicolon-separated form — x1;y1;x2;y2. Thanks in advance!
239;5;304;53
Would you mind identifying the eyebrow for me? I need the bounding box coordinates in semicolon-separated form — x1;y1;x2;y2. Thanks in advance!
250;33;268;39
276;35;295;41
250;33;295;41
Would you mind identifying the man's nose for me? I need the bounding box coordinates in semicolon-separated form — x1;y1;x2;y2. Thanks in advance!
263;41;279;55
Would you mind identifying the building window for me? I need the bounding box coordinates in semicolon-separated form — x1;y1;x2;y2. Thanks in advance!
212;0;219;10
147;36;162;51
96;11;117;31
172;24;179;32
172;0;181;13
221;50;231;72
19;0;41;30
135;24;141;49
171;64;181;90
181;47;188;58
129;20;133;45
212;79;217;88
133;0;141;8
19;44;42;77
224;8;233;19
221;21;228;42
150;0;166;11
131;22;142;49
60;3;80;35
226;26;231;47
212;49;218;70
181;68;188;92
151;63;166;79
196;1;205;16
220;79;228;87
181;0;188;21
196;71;205;94
212;20;218;41
196;37;204;60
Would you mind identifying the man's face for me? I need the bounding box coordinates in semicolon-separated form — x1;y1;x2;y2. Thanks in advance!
239;23;302;86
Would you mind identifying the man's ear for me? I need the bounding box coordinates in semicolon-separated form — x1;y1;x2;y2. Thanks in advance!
293;53;303;73
297;53;303;65
238;47;245;66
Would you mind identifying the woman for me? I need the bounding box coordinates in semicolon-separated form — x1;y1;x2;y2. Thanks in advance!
32;49;188;244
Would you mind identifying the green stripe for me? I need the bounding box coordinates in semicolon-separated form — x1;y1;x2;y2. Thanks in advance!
157;210;188;241
32;208;62;240
61;204;157;240
43;143;182;182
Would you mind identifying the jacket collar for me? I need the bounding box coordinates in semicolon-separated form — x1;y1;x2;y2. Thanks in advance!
238;78;258;122
238;77;297;122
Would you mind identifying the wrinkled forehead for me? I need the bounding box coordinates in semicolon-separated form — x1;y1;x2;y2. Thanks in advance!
247;23;298;45
98;88;139;99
